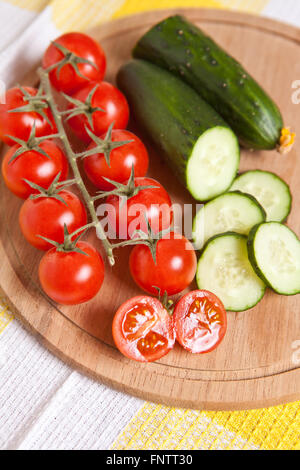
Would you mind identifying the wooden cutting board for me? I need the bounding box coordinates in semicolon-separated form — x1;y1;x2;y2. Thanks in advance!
0;8;299;410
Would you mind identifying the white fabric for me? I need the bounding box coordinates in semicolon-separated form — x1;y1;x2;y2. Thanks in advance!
263;0;300;27
0;0;145;451
0;320;142;450
0;6;59;87
0;2;37;52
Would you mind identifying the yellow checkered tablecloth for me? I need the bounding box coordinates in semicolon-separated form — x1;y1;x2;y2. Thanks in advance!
0;0;299;451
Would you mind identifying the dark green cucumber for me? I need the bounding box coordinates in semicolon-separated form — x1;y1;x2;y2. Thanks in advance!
117;59;240;201
133;15;284;150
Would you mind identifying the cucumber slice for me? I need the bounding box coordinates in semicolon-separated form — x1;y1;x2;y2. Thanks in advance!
197;233;266;311
230;170;292;222
248;222;300;295
187;126;240;201
193;191;266;250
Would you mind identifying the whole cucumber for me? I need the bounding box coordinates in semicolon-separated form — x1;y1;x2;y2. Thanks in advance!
133;15;285;151
117;59;240;201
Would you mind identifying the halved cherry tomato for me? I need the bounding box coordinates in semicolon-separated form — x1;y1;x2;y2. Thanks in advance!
2;140;68;199
67;81;129;143
173;290;227;354
19;190;87;251
105;177;172;239
42;32;106;95
129;232;197;295
0;87;56;146
39;241;104;305
112;295;175;362
84;129;149;190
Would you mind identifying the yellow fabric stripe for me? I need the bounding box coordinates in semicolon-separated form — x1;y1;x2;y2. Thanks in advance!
111;402;300;450
35;0;269;32
2;0;49;12
206;403;300;450
220;0;268;13
1;0;270;30
113;0;223;19
0;300;14;334
112;0;269;18
50;0;125;32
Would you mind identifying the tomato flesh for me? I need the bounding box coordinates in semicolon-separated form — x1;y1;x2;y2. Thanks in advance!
173;290;227;354
112;296;175;362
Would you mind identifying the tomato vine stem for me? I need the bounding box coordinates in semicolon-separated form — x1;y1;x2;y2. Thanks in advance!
38;67;150;265
38;67;116;265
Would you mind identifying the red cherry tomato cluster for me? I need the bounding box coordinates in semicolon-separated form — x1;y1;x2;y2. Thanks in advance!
0;31;227;359
113;290;227;362
47;35;196;298
0;32;113;305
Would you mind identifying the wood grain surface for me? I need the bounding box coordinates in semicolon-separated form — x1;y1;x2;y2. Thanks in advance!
0;8;299;410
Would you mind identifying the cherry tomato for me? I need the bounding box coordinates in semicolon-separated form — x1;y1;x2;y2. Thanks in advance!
105;177;173;239
173;290;227;354
19;190;87;251
0;87;56;146
129;232;197;296
42;32;106;95
2;140;68;199
112;295;175;362
39;241;104;305
67;81;129;143
84;129;149;190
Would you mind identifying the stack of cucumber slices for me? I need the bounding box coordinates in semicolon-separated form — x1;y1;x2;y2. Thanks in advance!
194;170;300;311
